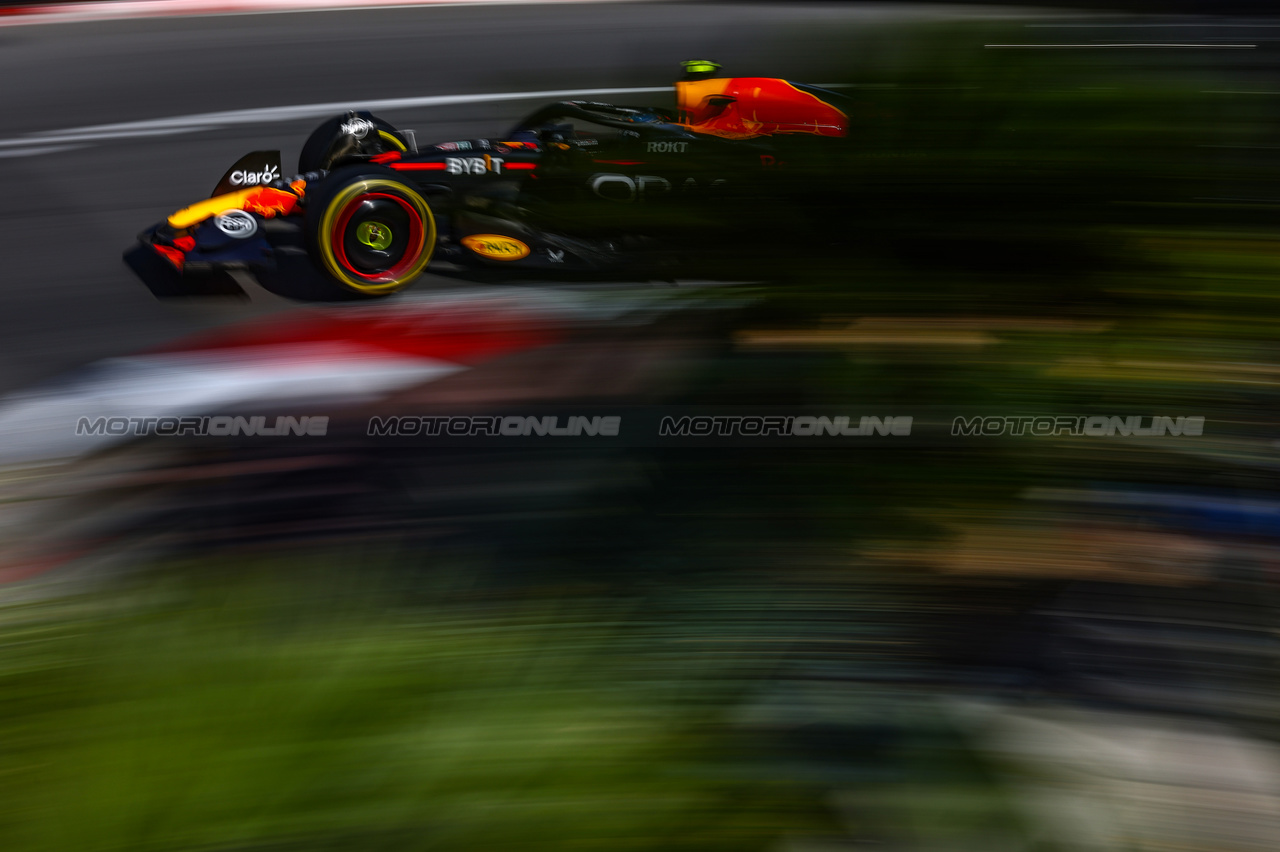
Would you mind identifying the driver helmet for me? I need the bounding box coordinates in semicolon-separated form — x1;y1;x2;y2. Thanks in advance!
681;59;722;81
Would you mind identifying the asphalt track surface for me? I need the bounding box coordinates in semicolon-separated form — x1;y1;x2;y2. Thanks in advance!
0;2;1049;394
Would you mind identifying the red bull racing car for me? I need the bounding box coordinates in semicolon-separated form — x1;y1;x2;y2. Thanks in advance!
126;62;851;299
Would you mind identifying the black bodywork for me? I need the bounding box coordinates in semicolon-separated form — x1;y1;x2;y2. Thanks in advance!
126;93;849;299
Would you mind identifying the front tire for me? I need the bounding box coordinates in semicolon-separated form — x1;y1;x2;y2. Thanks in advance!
306;169;437;296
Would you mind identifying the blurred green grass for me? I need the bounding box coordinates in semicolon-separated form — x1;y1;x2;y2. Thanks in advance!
0;565;838;852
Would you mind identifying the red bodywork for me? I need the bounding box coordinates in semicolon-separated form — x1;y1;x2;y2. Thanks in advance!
676;77;847;140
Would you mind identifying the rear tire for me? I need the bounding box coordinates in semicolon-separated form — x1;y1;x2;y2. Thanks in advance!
298;113;408;174
305;168;436;296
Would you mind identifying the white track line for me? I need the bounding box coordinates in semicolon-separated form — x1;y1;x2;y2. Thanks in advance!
0;86;671;156
0;143;87;158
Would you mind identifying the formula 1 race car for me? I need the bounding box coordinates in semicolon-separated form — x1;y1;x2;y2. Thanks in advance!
126;62;851;299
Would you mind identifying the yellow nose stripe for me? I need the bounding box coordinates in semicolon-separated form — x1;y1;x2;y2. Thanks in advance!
167;188;257;230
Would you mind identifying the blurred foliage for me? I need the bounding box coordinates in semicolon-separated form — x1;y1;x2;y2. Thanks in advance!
690;22;1280;545
0;563;845;852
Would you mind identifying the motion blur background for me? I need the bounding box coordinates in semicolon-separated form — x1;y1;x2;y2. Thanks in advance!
2;2;1280;850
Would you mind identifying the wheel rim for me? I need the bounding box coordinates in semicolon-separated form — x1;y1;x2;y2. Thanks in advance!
319;180;435;293
334;194;417;276
356;220;394;251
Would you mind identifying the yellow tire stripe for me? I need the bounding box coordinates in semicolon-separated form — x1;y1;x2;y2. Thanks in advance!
378;130;407;152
